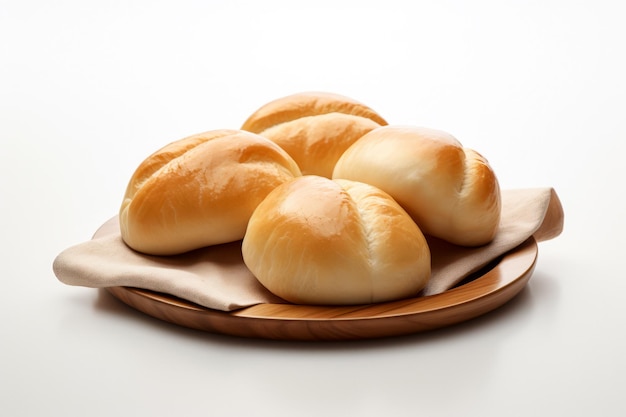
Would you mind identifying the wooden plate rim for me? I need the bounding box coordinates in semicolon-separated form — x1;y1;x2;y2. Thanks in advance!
105;237;538;340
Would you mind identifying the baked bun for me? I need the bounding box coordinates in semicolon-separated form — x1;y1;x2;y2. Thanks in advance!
241;175;431;305
119;129;302;255
333;126;501;247
241;92;386;177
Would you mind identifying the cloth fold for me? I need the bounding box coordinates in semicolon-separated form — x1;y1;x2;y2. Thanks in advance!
53;188;564;311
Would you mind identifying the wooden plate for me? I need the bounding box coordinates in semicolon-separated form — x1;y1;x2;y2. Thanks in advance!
106;237;538;341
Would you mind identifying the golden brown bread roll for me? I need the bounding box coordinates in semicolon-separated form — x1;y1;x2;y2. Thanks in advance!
241;91;388;133
333;126;501;247
119;129;302;255
241;92;386;177
241;175;431;305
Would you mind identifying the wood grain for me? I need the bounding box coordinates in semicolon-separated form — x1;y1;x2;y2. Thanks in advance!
106;237;538;341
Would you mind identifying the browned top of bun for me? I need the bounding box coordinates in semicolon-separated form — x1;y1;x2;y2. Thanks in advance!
241;91;388;134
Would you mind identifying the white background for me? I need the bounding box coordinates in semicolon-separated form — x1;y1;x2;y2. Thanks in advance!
2;1;625;416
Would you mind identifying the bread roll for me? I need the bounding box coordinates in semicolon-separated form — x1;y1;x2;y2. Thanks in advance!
333;126;501;247
242;91;387;133
119;129;302;255
242;175;431;305
241;92;386;177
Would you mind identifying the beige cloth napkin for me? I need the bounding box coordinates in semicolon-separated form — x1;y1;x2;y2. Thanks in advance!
53;188;564;311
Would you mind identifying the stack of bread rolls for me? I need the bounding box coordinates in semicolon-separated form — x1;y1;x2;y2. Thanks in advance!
119;92;501;305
